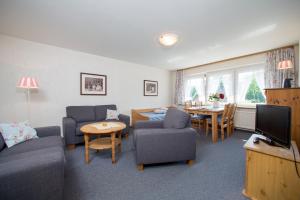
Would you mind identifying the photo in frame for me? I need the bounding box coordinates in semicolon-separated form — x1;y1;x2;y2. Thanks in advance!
80;73;107;95
144;80;158;96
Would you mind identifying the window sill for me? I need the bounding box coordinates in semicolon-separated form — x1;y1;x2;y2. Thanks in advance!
237;103;266;109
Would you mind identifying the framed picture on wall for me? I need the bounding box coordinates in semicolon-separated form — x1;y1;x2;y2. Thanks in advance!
144;80;158;96
80;73;107;95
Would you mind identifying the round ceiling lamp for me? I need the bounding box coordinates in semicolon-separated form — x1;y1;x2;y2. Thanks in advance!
159;33;178;47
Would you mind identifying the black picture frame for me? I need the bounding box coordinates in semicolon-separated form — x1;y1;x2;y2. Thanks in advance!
80;73;107;95
144;80;158;96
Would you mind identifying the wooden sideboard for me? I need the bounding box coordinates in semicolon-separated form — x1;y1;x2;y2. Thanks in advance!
265;88;300;149
243;134;300;200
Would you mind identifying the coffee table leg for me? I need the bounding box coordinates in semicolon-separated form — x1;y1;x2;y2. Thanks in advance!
111;132;116;164
118;131;122;153
84;134;89;164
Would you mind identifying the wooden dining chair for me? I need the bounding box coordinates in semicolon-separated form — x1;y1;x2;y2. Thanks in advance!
205;103;231;141
227;103;237;136
191;113;207;129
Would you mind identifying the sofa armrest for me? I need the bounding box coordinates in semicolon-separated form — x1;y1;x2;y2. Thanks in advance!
134;120;164;129
63;117;76;145
118;114;130;135
118;114;130;127
35;126;61;137
0;148;64;200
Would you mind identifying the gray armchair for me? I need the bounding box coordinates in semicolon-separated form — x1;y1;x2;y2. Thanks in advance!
63;105;130;149
134;108;197;170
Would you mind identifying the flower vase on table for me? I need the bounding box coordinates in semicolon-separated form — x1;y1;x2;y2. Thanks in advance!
208;93;224;108
212;101;220;108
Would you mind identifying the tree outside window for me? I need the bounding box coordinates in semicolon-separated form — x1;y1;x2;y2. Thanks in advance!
190;86;199;101
245;78;265;103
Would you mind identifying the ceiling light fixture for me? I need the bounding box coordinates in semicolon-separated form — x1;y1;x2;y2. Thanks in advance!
159;33;178;47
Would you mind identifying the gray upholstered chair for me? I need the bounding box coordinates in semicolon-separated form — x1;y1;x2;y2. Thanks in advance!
63;105;130;149
133;108;197;171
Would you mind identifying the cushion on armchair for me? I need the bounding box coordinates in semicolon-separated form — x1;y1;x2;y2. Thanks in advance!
163;108;190;129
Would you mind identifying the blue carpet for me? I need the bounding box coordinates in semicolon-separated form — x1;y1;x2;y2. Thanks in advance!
64;129;251;200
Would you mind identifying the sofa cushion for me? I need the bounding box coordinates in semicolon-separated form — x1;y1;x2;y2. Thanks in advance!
163;108;190;129
0;136;63;157
0;132;5;152
95;105;117;121
66;106;95;122
76;121;96;136
106;109;119;120
0;146;63;163
0;122;38;148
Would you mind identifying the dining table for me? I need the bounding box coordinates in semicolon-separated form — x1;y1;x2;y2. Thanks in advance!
184;106;224;143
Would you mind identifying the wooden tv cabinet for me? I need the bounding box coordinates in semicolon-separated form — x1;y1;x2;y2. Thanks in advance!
243;134;300;200
265;88;300;149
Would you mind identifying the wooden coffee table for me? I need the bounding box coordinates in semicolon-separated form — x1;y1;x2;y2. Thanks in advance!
80;122;126;164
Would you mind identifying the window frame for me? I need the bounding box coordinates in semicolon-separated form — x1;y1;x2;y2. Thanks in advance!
183;62;266;107
183;73;206;102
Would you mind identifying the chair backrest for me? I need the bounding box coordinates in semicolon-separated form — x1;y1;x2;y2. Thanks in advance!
221;104;231;123
228;103;237;121
163;108;191;129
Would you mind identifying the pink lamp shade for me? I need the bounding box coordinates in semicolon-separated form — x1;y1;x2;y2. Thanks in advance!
278;60;293;70
17;77;39;89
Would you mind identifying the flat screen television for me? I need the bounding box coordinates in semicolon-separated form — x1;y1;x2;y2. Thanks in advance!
255;104;291;148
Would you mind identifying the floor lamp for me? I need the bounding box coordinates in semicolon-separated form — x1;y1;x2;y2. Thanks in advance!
17;77;39;123
278;60;293;88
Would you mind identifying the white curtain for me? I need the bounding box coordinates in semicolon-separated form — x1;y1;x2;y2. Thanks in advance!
265;48;298;88
174;70;184;105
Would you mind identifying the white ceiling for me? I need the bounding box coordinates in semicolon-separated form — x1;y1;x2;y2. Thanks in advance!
0;0;299;70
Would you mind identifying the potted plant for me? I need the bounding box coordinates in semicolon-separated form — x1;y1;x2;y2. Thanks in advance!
208;93;225;108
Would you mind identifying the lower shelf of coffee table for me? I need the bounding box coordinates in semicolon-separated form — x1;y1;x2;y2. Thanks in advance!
88;137;121;150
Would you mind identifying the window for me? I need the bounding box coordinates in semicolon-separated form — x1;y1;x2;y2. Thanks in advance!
184;75;205;102
183;63;266;106
207;70;234;103
236;66;265;105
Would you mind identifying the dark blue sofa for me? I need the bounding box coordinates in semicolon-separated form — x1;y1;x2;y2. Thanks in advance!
0;126;65;200
63;104;130;148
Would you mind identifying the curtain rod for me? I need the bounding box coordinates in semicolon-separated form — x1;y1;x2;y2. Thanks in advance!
182;44;297;71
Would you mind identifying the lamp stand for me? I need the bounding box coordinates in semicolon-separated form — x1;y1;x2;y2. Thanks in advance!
26;89;31;123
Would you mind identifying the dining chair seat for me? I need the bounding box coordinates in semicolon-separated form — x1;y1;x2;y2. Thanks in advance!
191;114;209;120
206;116;224;124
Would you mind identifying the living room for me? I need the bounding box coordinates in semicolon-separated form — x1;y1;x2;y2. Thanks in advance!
0;1;300;200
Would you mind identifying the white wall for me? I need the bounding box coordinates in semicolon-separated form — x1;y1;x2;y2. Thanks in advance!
0;34;172;128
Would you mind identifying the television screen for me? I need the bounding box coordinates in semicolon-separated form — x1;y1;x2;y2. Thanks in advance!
255;105;291;148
